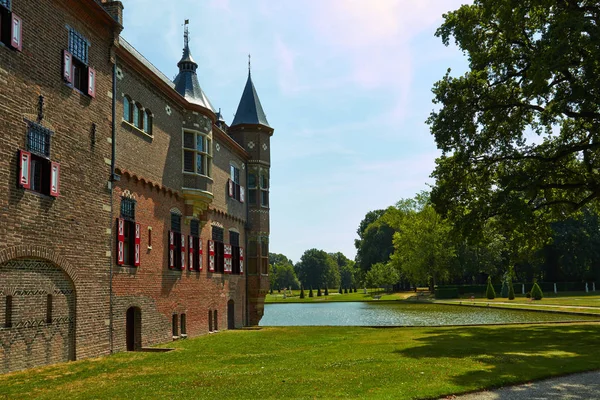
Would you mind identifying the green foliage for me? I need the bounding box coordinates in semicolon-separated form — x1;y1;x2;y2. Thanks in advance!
339;286;343;294
531;283;544;300
387;192;455;287
429;1;600;241
299;284;305;299
295;249;341;289
435;288;460;299
324;287;329;296
500;280;508;298
354;210;395;279
365;263;400;289
508;280;515;300
270;262;300;291
344;287;348;294
486;276;496;300
309;288;313;298
317;288;322;297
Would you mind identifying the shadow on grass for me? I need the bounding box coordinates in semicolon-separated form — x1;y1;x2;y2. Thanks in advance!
395;324;600;390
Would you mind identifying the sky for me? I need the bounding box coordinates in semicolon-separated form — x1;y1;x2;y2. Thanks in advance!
121;0;472;263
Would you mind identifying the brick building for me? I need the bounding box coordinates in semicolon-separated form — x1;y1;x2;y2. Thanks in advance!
1;0;272;373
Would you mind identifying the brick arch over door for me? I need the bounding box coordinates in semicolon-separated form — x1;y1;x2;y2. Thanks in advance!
0;246;78;374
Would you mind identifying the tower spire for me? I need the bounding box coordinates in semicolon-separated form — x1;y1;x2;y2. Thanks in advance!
248;53;251;75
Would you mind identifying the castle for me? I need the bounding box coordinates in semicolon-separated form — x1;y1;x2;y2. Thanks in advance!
0;0;272;373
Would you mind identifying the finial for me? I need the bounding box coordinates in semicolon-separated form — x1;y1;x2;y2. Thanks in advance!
184;19;190;48
248;54;251;75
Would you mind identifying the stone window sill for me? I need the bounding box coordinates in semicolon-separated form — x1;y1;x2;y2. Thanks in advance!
122;119;153;140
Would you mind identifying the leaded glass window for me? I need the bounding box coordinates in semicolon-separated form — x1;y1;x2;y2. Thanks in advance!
171;212;181;233
0;0;12;10
120;198;136;220
212;226;224;242
27;122;52;158
68;27;89;65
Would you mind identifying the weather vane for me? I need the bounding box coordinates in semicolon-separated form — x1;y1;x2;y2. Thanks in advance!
184;19;190;48
248;54;251;74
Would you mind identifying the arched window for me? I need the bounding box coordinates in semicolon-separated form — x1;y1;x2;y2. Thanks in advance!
144;109;153;135
123;95;131;122
132;102;139;128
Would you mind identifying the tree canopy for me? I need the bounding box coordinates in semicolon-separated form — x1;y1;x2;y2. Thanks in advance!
429;0;600;237
295;249;341;289
354;210;395;276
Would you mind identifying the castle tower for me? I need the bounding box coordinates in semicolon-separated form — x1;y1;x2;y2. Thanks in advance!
228;60;273;326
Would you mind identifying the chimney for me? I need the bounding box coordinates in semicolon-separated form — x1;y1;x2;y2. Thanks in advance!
101;1;124;27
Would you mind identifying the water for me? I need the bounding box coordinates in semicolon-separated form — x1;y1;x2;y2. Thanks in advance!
259;302;598;326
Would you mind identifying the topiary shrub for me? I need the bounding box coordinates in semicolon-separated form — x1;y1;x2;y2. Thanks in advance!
531;282;544;300
501;280;508;298
486;276;496;300
435;287;459;299
354;287;357;293
344;287;348;294
508;280;515;300
339;286;343;294
324;287;329;296
300;284;305;299
270;288;273;295
317;288;322;297
309;287;314;298
526;291;531;298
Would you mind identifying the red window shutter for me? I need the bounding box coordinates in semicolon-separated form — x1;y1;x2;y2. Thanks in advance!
180;234;186;270
11;14;22;51
240;186;245;203
117;218;125;265
63;50;73;83
168;231;175;269
18;150;31;189
224;244;232;274
239;247;244;275
228;179;234;197
188;235;194;271
49;162;60;197
88;67;96;98
208;240;215;272
134;223;141;267
198;239;203;271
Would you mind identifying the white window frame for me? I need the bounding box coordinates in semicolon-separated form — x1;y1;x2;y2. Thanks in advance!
182;129;212;178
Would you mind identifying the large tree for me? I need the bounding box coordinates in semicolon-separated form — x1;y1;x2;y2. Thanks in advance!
295;249;340;289
354;210;395;277
429;1;600;237
388;193;455;288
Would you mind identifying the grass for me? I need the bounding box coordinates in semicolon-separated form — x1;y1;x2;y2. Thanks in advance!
266;289;416;303
3;323;600;399
437;292;600;315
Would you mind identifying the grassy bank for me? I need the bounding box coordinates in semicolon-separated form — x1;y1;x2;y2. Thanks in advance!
265;289;416;303
3;324;600;399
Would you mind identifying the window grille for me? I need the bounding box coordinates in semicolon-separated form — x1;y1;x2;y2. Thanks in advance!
0;0;11;10
27;122;52;158
68;28;89;65
120;198;136;220
171;213;181;233
212;226;224;242
230;231;240;247
191;220;200;237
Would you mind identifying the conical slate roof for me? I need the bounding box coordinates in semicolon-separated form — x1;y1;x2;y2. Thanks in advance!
231;72;270;128
173;34;214;112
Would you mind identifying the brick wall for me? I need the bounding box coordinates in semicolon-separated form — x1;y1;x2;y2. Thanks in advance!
0;0;117;373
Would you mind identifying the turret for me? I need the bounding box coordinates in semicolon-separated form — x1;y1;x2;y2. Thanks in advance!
228;57;273;326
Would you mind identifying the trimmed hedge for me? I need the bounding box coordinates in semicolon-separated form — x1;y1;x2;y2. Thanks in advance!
437;281;592;295
435;288;460;299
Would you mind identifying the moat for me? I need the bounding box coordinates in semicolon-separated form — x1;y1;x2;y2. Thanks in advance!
259;302;598;326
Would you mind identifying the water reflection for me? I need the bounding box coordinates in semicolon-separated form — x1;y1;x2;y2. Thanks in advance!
259;302;598;326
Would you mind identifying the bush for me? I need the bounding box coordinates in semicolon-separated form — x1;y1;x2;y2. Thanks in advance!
486;276;496;300
324;287;329;296
317;288;322;297
526;291;531;298
309;288;314;298
299;285;305;299
344;287;348;294
339;286;343;294
435;288;459;299
354;287;357;293
508;280;515;300
531;283;544;300
501;280;508;298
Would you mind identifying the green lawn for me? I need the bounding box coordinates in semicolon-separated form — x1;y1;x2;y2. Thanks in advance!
3;324;600;399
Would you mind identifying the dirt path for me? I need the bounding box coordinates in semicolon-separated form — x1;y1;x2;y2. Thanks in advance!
444;371;600;399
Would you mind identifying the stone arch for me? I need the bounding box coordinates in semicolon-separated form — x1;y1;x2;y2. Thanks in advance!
0;247;77;374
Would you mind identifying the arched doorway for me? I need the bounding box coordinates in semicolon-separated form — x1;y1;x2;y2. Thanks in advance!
0;258;76;373
227;300;235;329
126;307;141;351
